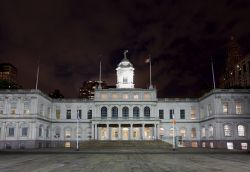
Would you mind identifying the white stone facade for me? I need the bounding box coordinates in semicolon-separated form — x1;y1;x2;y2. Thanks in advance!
0;89;250;150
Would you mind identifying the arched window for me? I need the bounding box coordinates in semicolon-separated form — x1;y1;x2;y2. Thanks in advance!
112;107;118;119
65;128;71;138
238;125;245;136
122;107;129;118
133;107;140;118
224;124;232;136
144;106;150;118
208;125;214;137
101;107;107;119
54;127;61;138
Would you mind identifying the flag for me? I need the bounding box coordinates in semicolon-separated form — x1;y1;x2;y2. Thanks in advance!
145;57;151;63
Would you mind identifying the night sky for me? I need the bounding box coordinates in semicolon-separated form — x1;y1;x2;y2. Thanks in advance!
1;0;250;98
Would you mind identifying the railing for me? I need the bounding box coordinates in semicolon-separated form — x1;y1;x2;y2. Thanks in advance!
92;117;160;121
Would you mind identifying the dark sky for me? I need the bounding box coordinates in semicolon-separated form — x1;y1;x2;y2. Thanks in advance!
1;0;250;98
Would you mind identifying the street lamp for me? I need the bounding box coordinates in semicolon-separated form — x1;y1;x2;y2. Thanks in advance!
172;114;176;151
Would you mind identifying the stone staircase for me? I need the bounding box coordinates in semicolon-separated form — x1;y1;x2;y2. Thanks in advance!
79;140;172;149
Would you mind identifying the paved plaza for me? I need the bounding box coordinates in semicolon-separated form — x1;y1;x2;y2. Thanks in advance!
0;149;249;172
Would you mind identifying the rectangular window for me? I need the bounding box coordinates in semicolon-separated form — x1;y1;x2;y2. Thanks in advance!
8;128;14;137
207;104;212;116
190;106;196;119
65;130;71;138
191;128;196;138
227;142;234;150
39;127;42;137
10;102;17;115
201;127;206;137
159;109;164;119
241;143;248;150
23;101;30;114
21;127;28;137
56;109;60;119
123;94;129;99
77;109;82;119
66;109;71;119
87;110;92;119
169;109;174;119
223;102;228;114
210;142;214;148
191;142;198;148
236;102;242;114
180;109;185;119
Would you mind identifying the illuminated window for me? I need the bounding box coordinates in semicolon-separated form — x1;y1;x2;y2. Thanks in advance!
65;129;71;138
191;128;196;138
10;101;16;115
65;142;71;148
101;93;108;99
227;142;233;150
223;102;228;114
208;126;213;137
123;94;128;99
200;107;205;119
190;107;196;119
144;93;150;99
180;128;186;137
201;127;206;137
236;102;242;114
224;125;231;136
133;94;139;99
241;143;248;150
112;93;118;99
23;101;30;114
56;109;60;119
0;100;4;114
210;142;214;148
123;77;128;84
202;142;206;148
238;125;245;136
191;142;198;148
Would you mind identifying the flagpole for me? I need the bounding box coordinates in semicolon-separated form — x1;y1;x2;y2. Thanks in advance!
76;112;79;151
211;57;216;89
149;56;153;89
35;58;40;90
98;60;102;89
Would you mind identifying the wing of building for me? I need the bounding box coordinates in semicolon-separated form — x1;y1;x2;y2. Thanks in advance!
0;54;250;150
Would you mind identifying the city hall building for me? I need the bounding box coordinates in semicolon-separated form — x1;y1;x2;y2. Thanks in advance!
0;55;250;150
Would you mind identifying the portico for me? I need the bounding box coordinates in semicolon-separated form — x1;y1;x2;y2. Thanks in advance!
92;122;160;140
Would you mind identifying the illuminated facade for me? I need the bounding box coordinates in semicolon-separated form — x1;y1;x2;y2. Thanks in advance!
0;56;250;150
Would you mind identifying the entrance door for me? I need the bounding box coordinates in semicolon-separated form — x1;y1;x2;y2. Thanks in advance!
122;128;129;140
132;127;140;140
111;127;119;140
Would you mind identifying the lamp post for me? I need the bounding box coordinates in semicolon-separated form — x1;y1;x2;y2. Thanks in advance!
172;114;176;151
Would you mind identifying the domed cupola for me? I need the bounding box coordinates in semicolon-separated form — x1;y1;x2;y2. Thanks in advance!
116;50;135;88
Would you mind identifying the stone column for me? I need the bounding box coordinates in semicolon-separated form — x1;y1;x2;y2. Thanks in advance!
118;124;121;140
95;124;98;140
142;124;145;140
154;124;157;140
107;124;109;140
130;124;133;140
91;124;94;140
